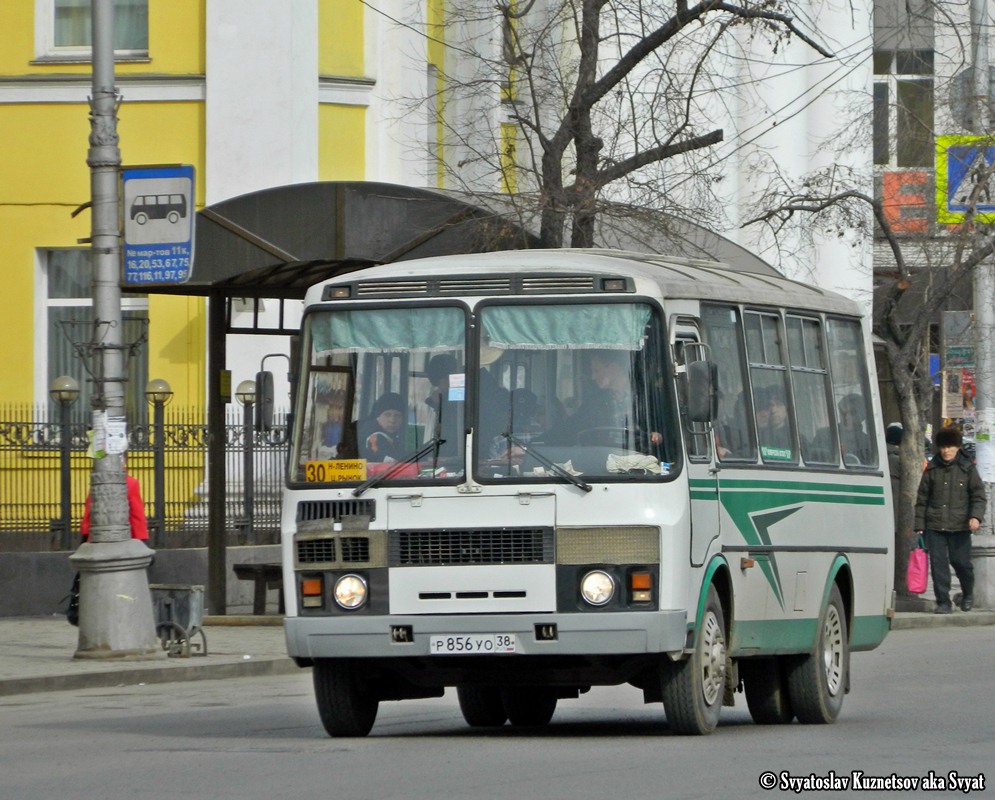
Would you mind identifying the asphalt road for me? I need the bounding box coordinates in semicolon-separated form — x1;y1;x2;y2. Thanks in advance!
1;625;991;800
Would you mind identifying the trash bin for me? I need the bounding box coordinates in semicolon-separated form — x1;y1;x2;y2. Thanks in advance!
149;583;207;657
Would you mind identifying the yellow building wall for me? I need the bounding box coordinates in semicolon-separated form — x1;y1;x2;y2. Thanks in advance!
319;0;363;76
0;0;205;76
0;3;36;73
319;105;365;180
0;98;207;408
427;0;445;187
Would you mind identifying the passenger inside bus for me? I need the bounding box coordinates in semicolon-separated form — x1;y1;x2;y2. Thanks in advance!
360;392;406;462
477;343;510;452
838;393;873;465
540;349;662;454
425;353;463;457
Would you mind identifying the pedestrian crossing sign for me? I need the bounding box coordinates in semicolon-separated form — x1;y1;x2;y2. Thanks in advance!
936;134;995;224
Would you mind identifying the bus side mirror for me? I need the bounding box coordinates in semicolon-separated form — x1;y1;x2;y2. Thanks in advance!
687;360;717;423
255;370;275;431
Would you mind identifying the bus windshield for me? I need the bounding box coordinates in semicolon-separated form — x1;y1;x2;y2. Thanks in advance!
474;302;673;482
291;305;467;485
290;300;674;486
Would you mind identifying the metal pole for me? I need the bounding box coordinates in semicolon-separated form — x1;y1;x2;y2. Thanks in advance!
70;0;158;658
153;399;166;546
971;0;995;531
207;293;228;615
59;401;73;551
244;399;255;545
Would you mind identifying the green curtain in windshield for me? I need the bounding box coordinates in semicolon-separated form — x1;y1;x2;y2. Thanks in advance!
310;307;464;352
482;304;651;350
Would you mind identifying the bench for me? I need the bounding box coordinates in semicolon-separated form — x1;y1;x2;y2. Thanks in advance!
233;562;284;615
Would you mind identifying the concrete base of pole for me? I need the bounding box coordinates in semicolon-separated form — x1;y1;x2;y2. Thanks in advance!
970;533;995;611
70;539;164;660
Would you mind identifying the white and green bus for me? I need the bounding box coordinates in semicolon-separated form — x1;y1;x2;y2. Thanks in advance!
281;249;893;736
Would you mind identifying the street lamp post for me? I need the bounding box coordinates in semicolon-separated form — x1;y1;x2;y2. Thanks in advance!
145;379;173;548
69;0;159;659
50;376;80;550
235;380;256;545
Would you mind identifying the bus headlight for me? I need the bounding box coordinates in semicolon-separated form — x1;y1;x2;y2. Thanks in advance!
333;574;368;610
580;570;615;606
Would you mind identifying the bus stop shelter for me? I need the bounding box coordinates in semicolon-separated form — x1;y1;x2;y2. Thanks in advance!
132;181;776;614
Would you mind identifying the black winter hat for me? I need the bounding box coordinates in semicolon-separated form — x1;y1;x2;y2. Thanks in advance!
934;427;962;448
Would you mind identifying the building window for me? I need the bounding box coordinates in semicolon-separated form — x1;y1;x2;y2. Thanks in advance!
43;249;149;422
873;0;934;168
36;0;148;60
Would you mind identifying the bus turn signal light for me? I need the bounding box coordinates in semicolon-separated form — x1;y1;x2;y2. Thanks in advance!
630;571;652;602
301;576;324;608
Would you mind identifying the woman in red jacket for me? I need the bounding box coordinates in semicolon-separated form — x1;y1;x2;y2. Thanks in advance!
80;469;149;542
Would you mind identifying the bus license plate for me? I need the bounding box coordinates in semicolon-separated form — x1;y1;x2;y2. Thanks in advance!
429;634;516;655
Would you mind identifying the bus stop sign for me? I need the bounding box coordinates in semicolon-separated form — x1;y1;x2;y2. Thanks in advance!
121;165;195;285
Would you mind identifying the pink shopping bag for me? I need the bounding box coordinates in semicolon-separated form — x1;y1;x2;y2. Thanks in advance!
906;536;928;594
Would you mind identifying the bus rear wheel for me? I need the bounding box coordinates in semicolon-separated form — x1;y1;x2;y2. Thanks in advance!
456;685;508;727
786;584;848;724
742;656;795;724
500;687;557;727
661;584;726;735
313;659;379;737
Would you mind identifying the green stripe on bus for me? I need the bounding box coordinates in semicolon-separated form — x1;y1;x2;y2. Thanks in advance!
731;614;889;654
850;615;890;650
731;618;816;654
719;479;884;495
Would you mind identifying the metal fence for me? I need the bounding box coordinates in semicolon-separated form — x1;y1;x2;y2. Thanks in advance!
0;404;289;552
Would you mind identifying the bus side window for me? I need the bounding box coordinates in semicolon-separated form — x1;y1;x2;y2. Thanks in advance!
745;311;797;464
701;304;757;462
787;315;837;466
826;318;878;468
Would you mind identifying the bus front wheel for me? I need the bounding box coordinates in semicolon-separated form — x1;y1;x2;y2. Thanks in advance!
786;584;848;724
313;659;379;737
661;584;726;735
457;685;508;727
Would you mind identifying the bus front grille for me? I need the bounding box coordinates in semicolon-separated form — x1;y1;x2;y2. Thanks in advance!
297;499;376;524
389;527;554;566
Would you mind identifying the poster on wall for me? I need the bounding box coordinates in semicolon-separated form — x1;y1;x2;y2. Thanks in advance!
974;409;995;483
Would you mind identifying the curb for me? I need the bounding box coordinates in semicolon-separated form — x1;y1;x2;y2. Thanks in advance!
890;611;995;630
0;656;304;698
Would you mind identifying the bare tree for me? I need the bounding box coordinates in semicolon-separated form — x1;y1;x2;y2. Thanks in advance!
429;0;835;248
747;154;995;604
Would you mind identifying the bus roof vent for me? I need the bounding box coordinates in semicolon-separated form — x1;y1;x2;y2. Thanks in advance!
438;277;513;294
332;273;616;300
354;280;429;297
521;275;595;293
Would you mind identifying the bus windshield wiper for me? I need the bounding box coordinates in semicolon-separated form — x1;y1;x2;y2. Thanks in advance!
352;437;445;498
503;432;592;493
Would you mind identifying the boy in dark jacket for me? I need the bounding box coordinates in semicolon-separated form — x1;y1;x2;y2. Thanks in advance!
914;427;986;613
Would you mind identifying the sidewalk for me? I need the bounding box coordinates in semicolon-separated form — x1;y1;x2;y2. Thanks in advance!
0;610;992;698
0;615;300;697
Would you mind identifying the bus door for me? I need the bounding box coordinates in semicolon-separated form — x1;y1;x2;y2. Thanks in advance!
673;325;720;567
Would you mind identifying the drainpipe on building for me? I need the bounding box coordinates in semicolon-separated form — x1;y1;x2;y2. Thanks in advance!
69;0;159;659
970;0;995;609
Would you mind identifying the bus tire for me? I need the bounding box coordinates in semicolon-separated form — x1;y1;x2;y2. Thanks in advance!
742;656;795;724
786;584;848;724
661;584;726;735
500;687;557;727
313;659;379;737
456;685;507;727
